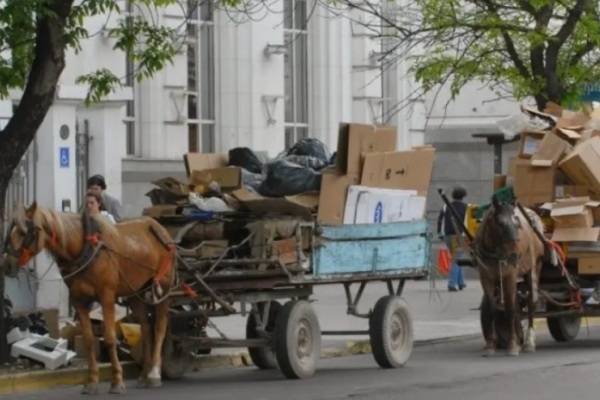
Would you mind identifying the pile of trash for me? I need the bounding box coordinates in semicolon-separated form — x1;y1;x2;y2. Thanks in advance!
143;137;335;220
3;296;76;371
215;138;332;196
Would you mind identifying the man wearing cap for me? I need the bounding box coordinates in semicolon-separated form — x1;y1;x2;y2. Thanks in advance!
86;175;123;222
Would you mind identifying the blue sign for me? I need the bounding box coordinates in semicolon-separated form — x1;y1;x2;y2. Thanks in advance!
581;83;600;102
59;147;70;168
373;201;383;223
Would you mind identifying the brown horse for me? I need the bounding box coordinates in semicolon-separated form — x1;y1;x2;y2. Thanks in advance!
2;202;176;394
474;195;545;357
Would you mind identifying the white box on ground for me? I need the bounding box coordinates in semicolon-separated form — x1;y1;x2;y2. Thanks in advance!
343;186;426;224
10;334;76;370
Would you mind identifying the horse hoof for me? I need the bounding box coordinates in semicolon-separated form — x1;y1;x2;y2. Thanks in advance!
508;348;520;357
146;377;162;388
109;385;125;395
481;349;495;357
523;346;536;353
81;384;99;395
137;378;148;388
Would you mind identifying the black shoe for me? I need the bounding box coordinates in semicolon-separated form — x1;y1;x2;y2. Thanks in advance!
448;286;458;292
459;284;467;291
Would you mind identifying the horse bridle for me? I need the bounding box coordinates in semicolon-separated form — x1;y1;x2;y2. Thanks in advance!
3;219;39;265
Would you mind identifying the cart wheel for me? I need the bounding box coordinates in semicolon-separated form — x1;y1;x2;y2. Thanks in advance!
274;300;321;379
369;295;414;369
246;301;282;370
161;330;192;380
547;312;581;342
194;330;212;356
479;295;524;350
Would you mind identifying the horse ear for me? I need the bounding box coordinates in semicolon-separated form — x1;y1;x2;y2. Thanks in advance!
25;201;38;217
492;194;500;209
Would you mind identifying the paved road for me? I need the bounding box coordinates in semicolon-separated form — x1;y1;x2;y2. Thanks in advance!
8;325;600;400
209;279;484;353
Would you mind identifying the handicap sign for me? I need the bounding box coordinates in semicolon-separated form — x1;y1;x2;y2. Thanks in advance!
59;147;70;168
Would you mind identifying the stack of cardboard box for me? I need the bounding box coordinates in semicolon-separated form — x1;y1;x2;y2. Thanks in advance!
501;104;600;274
318;123;435;225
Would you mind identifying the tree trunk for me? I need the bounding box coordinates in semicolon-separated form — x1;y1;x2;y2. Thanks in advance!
0;0;75;363
0;179;10;363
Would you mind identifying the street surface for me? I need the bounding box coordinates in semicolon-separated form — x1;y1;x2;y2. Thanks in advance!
209;279;484;353
7;326;600;400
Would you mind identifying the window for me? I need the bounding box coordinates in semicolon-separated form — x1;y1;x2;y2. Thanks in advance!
187;0;216;153
283;0;308;149
124;0;136;156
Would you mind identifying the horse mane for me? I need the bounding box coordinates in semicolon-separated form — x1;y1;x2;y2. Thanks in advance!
13;204;119;253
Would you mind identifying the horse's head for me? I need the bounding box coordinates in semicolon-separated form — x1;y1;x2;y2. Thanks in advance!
489;194;522;244
2;201;46;277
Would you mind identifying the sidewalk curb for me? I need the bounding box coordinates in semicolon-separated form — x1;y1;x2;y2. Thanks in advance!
2;316;600;394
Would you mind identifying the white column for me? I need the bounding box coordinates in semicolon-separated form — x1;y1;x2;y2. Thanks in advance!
309;3;353;150
78;102;128;202
34;100;80;318
215;3;285;156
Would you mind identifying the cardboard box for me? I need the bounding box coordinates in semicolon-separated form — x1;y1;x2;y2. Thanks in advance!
511;158;556;206
531;133;569;166
551;227;600;242
151;177;190;197
360;148;435;196
184;153;228;177
559;137;600;196
518;131;546;159
142;205;180;218
575;253;600;274
550;197;600;229
343;186;426;224
336;123;397;177
317;173;360;225
232;188;319;221
189;167;242;191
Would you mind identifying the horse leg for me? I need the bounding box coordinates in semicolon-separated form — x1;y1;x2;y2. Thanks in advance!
523;267;539;353
129;298;154;387
502;272;520;356
146;298;170;388
480;276;496;357
73;300;99;395
99;293;125;394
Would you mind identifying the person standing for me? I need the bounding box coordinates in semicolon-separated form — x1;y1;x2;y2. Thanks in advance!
437;185;468;292
86;174;123;222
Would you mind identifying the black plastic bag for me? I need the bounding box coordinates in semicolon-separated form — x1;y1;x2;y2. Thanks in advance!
228;147;264;174
286;138;330;163
259;159;322;197
240;168;264;192
283;155;329;171
329;151;337;165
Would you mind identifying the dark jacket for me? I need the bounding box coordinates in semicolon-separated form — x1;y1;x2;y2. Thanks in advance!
437;201;467;236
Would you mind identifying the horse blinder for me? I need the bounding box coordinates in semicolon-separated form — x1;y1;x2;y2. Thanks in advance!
3;219;39;266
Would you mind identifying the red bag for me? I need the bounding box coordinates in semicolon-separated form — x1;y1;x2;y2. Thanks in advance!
438;248;451;275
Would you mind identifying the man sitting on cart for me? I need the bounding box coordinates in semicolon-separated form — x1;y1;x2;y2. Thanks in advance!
437;185;468;292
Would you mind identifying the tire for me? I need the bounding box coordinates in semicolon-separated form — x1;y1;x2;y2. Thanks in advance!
274;300;321;379
369;296;414;369
547;305;581;342
480;295;523;350
246;301;282;370
161;330;192;380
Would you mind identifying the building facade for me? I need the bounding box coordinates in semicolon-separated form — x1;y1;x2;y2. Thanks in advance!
3;0;521;314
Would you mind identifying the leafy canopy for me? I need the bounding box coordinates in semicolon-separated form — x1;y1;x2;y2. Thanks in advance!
0;0;237;106
398;0;600;108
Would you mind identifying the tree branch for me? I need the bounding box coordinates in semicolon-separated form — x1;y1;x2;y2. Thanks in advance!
0;0;75;176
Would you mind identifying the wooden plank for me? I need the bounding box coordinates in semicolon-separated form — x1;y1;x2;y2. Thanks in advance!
318;219;428;240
